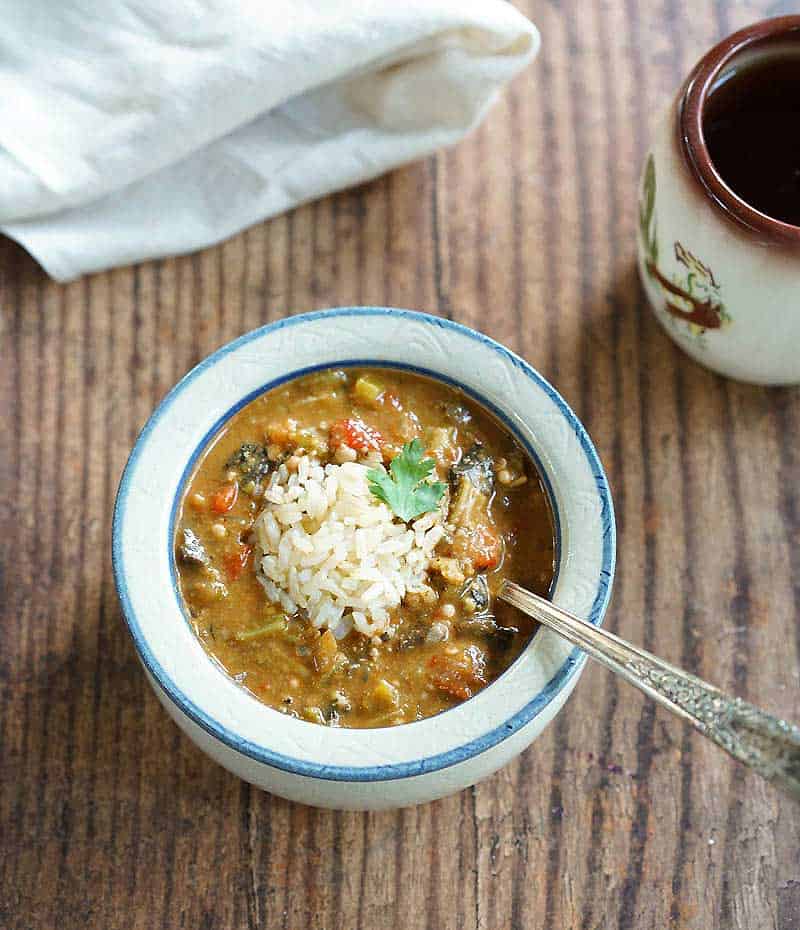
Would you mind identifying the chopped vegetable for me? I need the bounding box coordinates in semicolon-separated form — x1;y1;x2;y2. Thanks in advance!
312;629;339;675
446;444;502;571
470;525;502;570
428;648;486;700
449;475;490;530
329;418;384;453
373;678;400;708
296;428;327;455
178;528;209;566
226;443;271;483
450;444;494;496
266;420;297;447
353;375;384;404
451;523;502;571
211;481;238;514
235;615;288;640
223;544;253;581
367;439;446;522
460;574;489;613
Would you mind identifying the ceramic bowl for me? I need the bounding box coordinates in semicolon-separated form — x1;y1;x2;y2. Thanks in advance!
112;307;615;809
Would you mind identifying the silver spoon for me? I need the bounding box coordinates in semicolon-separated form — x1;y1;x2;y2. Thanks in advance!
499;580;800;801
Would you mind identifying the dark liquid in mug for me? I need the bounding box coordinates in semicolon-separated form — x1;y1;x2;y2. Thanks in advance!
704;54;800;226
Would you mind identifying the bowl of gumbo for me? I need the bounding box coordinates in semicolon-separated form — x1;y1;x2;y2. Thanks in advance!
176;367;555;728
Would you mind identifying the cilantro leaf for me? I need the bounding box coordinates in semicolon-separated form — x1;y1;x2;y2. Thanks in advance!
367;439;446;522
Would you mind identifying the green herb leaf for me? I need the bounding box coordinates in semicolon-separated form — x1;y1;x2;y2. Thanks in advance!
641;154;656;231
367;439;446;522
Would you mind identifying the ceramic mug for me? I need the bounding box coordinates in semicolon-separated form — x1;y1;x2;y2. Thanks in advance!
637;16;800;386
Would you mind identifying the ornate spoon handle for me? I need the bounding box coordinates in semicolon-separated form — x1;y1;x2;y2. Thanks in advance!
499;581;800;801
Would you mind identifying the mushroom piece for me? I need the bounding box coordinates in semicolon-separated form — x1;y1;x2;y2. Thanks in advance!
448;444;494;530
225;442;271;484
446;445;503;572
178;528;210;567
449;443;494;497
460;574;490;614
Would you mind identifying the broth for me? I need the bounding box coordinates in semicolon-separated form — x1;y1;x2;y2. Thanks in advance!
174;368;556;727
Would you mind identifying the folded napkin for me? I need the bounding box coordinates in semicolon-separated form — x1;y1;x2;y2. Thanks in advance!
0;0;538;280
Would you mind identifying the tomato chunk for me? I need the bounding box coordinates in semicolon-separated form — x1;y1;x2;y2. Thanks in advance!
329;418;384;453
471;525;502;570
428;651;487;700
223;544;253;581
211;482;238;514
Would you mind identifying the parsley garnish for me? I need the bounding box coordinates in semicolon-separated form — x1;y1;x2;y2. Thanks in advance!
367;439;446;522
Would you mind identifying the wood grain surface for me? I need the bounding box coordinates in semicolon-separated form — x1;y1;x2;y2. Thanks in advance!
2;2;799;928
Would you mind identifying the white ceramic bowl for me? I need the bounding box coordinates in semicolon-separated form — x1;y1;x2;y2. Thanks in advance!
113;308;615;810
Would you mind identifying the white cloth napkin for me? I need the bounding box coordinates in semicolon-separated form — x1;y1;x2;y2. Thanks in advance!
0;0;538;280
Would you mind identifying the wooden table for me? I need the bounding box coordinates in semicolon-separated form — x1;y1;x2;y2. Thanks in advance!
3;2;799;927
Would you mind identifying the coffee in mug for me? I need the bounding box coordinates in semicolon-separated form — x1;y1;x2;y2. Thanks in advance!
638;16;800;385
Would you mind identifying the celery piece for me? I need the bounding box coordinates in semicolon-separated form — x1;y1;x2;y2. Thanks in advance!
235;616;288;641
354;375;383;404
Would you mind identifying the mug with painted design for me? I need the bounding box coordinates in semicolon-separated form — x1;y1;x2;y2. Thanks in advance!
637;15;800;386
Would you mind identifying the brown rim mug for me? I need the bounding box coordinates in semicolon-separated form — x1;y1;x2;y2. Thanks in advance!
638;15;800;385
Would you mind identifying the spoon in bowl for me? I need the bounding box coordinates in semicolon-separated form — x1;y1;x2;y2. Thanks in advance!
499;580;800;801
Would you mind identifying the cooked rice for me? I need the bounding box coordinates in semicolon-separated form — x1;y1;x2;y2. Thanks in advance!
253;456;444;638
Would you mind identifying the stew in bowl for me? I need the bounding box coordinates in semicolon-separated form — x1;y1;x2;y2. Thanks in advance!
176;367;556;728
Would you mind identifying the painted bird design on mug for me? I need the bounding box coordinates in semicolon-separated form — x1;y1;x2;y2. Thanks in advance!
639;155;730;333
